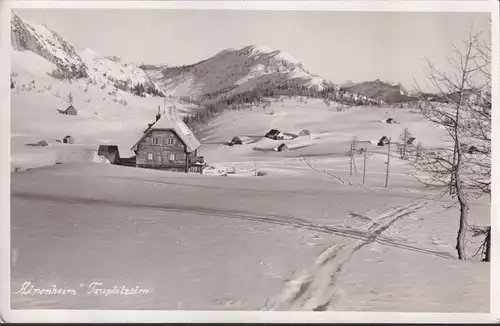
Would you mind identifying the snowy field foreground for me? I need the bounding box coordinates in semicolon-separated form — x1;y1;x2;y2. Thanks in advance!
11;163;489;311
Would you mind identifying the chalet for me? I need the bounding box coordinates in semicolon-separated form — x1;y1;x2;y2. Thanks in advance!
98;145;120;164
131;113;201;173
58;105;78;116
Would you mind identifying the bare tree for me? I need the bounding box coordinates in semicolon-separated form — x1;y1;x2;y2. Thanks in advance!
413;29;491;260
398;128;413;160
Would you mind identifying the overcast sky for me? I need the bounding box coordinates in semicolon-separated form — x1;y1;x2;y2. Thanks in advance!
16;9;490;91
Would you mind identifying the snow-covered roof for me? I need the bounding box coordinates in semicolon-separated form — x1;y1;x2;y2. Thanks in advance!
131;115;201;153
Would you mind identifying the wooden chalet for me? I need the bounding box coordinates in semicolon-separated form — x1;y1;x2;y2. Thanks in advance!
131;111;202;173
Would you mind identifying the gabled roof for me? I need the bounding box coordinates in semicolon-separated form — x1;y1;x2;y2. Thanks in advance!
64;105;77;113
131;115;201;153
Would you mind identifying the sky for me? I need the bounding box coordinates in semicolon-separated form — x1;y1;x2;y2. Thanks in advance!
16;9;490;92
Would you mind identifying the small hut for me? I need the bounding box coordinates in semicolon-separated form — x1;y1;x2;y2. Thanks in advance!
467;145;479;154
58;105;78;116
97;145;120;164
265;129;281;140
299;129;311;137
276;143;289;152
377;136;390;147
229;136;243;146
407;137;417;145
63;135;75;144
26;140;49;147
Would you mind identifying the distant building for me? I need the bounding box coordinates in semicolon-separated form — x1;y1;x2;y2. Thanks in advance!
265;129;281;140
131;112;201;173
378;136;390;147
276;143;289;152
229;136;243;146
58;105;78;116
63;135;75;144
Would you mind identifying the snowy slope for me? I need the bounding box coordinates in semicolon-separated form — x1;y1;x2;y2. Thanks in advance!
79;48;164;96
142;45;332;99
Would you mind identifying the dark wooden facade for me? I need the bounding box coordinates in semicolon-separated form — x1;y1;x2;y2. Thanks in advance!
59;105;78;116
134;129;198;172
98;145;120;164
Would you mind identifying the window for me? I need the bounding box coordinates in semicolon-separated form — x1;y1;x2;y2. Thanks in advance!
167;154;175;161
152;138;160;145
167;138;174;145
147;153;153;161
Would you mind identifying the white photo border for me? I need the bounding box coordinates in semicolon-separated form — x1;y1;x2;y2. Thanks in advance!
1;0;498;323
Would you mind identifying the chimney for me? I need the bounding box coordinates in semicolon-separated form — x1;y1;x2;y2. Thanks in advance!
156;106;161;121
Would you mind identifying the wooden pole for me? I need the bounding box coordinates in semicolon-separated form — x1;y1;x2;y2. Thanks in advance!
363;148;367;184
352;140;358;176
349;143;353;176
385;139;391;188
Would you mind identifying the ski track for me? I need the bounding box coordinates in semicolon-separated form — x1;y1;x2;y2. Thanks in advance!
264;199;429;311
299;157;352;185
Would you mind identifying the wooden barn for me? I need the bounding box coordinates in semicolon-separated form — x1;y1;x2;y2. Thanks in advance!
276;143;289;152
407;137;417;145
299;129;311;137
98;145;121;164
377;136;390;147
131;113;202;173
58;105;78;116
63;135;75;144
265;129;281;140
229;136;243;146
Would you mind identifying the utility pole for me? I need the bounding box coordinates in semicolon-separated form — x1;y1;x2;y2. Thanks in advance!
385;139;391;188
363;148;367;185
352;139;358;176
349;143;353;176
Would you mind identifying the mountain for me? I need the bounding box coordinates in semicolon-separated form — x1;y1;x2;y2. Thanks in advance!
343;79;417;104
141;45;332;101
11;11;164;98
11;11;88;78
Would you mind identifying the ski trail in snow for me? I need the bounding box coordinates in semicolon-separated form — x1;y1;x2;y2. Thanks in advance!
264;199;428;311
299;157;352;185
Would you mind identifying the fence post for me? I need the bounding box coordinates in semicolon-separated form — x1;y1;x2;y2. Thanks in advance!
363;148;367;184
385;139;391;188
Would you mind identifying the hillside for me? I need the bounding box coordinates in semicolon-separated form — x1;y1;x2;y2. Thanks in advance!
344;79;418;104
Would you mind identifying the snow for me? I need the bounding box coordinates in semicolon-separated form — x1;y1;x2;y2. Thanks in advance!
9;27;490;313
